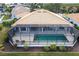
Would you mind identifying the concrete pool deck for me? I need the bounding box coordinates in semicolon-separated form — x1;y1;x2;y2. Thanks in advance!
12;33;76;47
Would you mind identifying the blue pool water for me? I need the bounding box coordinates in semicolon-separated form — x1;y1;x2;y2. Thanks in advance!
35;34;68;42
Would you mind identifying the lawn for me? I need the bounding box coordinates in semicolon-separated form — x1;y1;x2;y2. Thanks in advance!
0;52;79;56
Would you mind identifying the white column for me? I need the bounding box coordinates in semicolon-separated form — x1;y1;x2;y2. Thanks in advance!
42;27;43;32
56;27;58;31
26;27;27;32
69;27;70;32
65;27;67;33
28;27;30;32
19;27;21;32
26;27;29;32
19;27;21;41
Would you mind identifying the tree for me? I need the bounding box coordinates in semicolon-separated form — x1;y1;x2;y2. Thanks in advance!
60;6;69;13
30;3;43;12
43;3;62;13
68;7;77;13
5;7;12;13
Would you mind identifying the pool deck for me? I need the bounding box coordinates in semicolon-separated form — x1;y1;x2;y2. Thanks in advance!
12;32;76;47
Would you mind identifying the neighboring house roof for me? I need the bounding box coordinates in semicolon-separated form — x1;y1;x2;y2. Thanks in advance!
12;9;73;27
66;13;79;23
11;4;30;18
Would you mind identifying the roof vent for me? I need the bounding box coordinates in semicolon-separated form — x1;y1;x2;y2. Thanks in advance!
37;10;47;13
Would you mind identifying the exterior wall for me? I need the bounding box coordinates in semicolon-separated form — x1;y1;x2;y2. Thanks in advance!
14;25;74;36
12;25;75;40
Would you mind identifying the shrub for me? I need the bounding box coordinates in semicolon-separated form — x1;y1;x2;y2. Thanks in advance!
0;44;3;48
24;42;29;50
59;46;66;51
70;21;73;24
24;45;29;51
3;21;11;27
0;24;3;31
0;46;5;51
11;18;17;24
0;44;5;51
43;46;50;51
75;26;79;30
24;45;28;49
50;44;57;51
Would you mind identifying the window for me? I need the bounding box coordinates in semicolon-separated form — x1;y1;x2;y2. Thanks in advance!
13;27;19;32
16;27;19;32
43;27;54;31
30;27;39;31
20;27;26;31
59;27;65;30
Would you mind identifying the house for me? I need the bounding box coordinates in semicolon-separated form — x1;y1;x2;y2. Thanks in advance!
6;3;18;8
9;9;77;47
0;4;4;13
11;4;30;19
66;13;79;26
0;4;4;17
0;6;4;13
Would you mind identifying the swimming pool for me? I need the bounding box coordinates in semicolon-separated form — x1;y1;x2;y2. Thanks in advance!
34;34;68;42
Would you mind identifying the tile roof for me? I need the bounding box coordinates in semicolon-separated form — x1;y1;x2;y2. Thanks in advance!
66;13;79;22
11;4;30;18
12;9;73;27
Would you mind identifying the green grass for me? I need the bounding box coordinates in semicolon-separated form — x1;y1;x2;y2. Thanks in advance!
0;52;79;56
62;3;79;6
0;26;10;44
